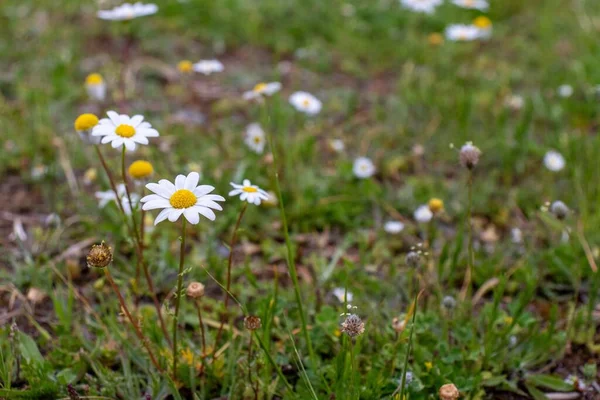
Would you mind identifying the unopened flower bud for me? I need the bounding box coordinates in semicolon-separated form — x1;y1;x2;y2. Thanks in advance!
186;282;205;298
244;315;262;331
439;383;460;400
459;142;481;169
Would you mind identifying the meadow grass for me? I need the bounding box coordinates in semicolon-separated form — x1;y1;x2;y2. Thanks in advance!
1;0;600;399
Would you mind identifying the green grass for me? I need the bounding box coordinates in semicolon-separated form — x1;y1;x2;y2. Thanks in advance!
2;0;600;398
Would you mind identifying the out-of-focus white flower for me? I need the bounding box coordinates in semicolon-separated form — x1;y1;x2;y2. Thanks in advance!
85;73;107;101
92;111;159;152
452;0;488;10
229;179;270;206
329;139;345;153
414;205;433;223
505;95;524;111
97;2;158;20
510;228;523;244
243;82;282;100
245;123;266;154
289;91;322;115
400;0;443;14
543;150;565;172
193;60;224;75
384;221;405;234
473;16;493;39
353;157;376;179
96;184;139;215
332;288;354;303
445;24;481;41
558;84;573;98
141;172;225;225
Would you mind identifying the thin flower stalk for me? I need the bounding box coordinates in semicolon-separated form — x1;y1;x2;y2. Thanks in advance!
172;219;187;379
104;267;163;372
460;170;474;300
193;299;207;357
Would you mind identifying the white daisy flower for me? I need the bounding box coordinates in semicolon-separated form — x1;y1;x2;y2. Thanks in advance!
97;2;158;21
140;172;225;225
329;139;345;153
332;288;354;303
92;111;159;152
193;59;224;75
543;150;565;172
384;221;405;234
558;84;573;98
511;228;523;244
353;157;376;179
505;95;524;111
400;0;443;14
85;73;107;101
243;82;282;100
229;179;269;205
452;0;488;10
414;205;433;223
95;184;139;215
289;91;322;115
244;123;266;154
445;24;481;41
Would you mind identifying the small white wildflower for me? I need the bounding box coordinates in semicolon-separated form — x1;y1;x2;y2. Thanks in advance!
400;0;443;14
384;221;405;234
452;0;488;10
229;179;270;206
332;288;354;303
244;123;266;154
414;205;433;223
193;60;224;75
97;2;158;20
558;84;573;98
543;150;565;172
445;24;481;42
289;91;322;115
353;157;376;179
243;82;281;100
329;139;345;153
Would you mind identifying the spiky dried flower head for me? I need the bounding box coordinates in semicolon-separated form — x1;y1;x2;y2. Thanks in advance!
428;198;444;214
128;160;154;180
87;242;113;268
186;282;205;298
405;251;421;268
341;314;365;338
459;141;481;169
244;315;262;331
439;383;460;400
550;200;569;220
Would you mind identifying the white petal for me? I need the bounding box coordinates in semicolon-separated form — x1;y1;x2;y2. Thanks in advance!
154;208;172;225
132;135;149;145
111;138;124;148
107;111;121;126
243;179;251;186
101;135;116;144
229;189;242;197
140;194;164;203
201;194;225;202
193;185;215;197
196;199;223;210
184;172;200;190
130;115;144;127
168;209;184;222
123;139;136;151
139;127;159;137
142;199;171;210
175;175;186;190
195;206;216;221
146;182;174;198
240;192;248;201
184;209;200;225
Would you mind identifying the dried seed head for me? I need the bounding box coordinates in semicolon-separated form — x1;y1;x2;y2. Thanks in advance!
244;315;262;331
550;200;569;220
186;282;205;298
442;296;456;310
439;383;460;400
341;314;365;338
405;251;421;268
87;242;113;268
459;142;481;169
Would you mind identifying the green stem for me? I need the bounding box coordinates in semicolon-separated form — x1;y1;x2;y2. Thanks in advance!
461;169;474;301
121;146;141;244
172;218;187;380
398;295;419;400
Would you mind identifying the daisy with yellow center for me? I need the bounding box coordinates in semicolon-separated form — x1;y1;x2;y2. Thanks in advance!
177;60;193;74
473;16;493;39
193;59;224;75
141;172;225;225
243;81;282;100
229;179;269;205
289;91;322;115
244;123;266;154
92;111;159;151
452;0;488;10
85;73;107;101
128;160;154;180
74;113;99;131
428;198;444;214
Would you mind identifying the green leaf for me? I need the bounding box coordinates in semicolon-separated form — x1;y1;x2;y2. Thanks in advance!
526;374;572;392
17;332;43;365
525;383;549;400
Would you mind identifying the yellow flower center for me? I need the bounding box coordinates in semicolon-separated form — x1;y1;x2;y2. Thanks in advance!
428;198;444;213
169;189;197;209
115;124;136;138
128;160;154;179
428;33;444;45
86;73;103;85
243;186;258;193
74;113;99;131
178;60;193;73
254;82;267;92
302;99;311;107
474;16;492;29
253;136;262;144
